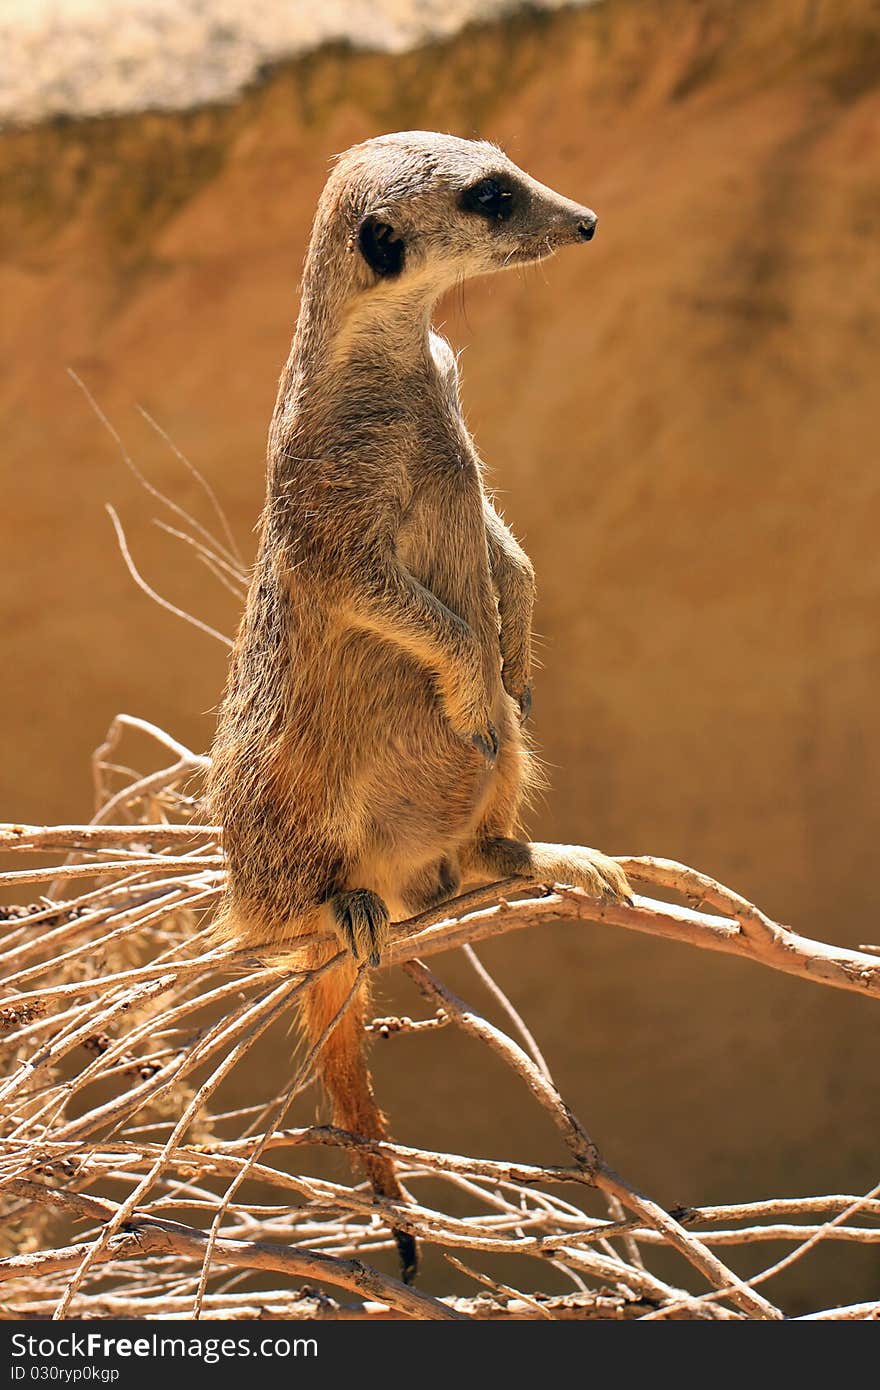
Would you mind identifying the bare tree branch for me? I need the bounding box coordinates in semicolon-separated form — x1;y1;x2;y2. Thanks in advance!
1;714;876;1321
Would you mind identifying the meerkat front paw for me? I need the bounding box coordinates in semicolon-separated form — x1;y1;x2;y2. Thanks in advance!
448;706;499;764
330;889;391;967
470;719;499;764
514;683;532;723
502;666;532;723
442;654;499;766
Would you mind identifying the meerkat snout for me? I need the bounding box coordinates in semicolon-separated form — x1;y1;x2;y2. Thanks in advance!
330;132;598;289
577;212;598;241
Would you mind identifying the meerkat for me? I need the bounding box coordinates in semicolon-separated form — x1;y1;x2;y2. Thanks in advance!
208;131;630;1282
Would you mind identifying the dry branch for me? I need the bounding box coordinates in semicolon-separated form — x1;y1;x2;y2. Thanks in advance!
1;714;878;1321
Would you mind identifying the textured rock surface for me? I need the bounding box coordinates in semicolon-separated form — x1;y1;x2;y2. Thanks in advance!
0;0;589;123
1;0;879;1308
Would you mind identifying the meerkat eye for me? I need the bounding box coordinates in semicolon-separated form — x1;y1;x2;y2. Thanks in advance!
459;176;516;222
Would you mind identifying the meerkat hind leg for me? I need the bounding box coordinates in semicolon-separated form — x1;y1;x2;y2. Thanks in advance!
466;836;631;902
330;889;390;967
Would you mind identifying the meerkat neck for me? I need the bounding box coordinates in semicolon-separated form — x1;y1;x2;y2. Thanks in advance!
282;285;438;417
312;276;434;357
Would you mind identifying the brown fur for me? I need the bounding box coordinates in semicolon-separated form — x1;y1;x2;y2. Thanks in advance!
208;132;630;1280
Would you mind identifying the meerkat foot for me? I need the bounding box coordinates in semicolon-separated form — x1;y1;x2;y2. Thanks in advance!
534;844;632;902
330;889;391;967
468;837;631;903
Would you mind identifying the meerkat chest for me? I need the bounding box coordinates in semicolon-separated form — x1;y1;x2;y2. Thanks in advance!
401;404;483;527
396;417;491;622
394;335;492;608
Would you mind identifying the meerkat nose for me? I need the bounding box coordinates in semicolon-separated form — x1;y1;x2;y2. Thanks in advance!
576;212;598;241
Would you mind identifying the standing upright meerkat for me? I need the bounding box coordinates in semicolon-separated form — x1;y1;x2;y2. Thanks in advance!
209;131;630;1281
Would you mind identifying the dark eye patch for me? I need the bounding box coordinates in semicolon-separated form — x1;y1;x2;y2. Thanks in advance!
459;176;516;222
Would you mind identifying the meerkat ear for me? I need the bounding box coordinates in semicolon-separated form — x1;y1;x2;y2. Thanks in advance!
358;215;405;278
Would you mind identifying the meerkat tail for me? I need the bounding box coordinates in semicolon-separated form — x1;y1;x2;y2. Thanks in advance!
300;941;418;1283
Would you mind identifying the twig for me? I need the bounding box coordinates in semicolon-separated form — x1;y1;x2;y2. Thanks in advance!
105;505;233;649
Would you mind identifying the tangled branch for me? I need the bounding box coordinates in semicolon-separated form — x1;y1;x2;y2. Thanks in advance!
0;715;877;1321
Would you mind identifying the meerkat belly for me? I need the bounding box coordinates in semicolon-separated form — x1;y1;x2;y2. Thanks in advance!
267;628;506;927
290;475;499;873
351;462;503;870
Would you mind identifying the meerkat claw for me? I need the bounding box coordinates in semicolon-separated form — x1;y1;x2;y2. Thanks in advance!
501;664;531;723
331;889;390;965
471;722;499;764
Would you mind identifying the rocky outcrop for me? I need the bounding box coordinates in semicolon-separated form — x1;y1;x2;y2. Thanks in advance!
0;0;590;124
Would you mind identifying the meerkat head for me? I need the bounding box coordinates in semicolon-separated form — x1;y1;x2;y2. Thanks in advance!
314;131;597;305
